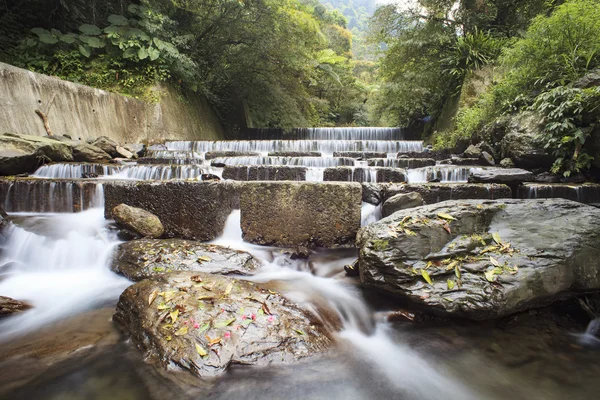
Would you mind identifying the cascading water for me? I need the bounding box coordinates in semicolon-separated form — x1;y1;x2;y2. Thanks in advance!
243;127;405;141
210;156;355;167
407;166;484;183
0;208;129;342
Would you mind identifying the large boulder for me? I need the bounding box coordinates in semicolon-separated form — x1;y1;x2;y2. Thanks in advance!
384;183;512;205
468;168;533;184
113;271;331;377
463;144;482;158
90;136;120;158
240;182;361;247
499;112;553;169
382;192;424;217
357;199;600;320
112;204;164;239
72;143;112;162
0;133;73;175
0;296;32;316
111;239;260;280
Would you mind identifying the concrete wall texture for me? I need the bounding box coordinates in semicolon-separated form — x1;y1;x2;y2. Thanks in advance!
0;62;225;144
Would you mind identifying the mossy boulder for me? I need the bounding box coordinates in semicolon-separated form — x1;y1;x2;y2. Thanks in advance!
112;204;164;239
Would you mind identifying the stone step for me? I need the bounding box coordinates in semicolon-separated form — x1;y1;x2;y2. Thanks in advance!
222;165;307;181
323;167;406;183
367;158;436;168
518;183;600;204
384;183;513;205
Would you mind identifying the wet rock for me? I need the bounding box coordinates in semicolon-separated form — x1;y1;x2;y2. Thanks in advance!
91;136;121;158
384;183;512;205
222;165;307;181
0;205;7;228
382;192;424;217
290;246;311;260
499;158;515;168
268;151;321;157
112;204;164;239
440;157;482;166
361;182;385;205
344;260;359;277
333;151;387;159
357;199;600;319
72;143;112;162
500;112;553;169
111;239;259;280
367;158;436;168
480;152;495;166
205;151;261;160
323;167;406;183
517;183;600;204
0;296;32;316
0;133;73;175
534;172;561;183
124;143;146;158
463;145;482;158
240;182;361;248
468;168;533;184
104;181;237;241
201;173;220;181
113;271;331;377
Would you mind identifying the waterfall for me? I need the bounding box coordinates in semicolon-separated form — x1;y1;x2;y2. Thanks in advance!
243;127;405;141
519;183;600;204
407;166;484;183
33;163;121;179
211;156;355;167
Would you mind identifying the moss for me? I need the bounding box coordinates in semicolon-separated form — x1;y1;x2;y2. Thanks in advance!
371;239;389;251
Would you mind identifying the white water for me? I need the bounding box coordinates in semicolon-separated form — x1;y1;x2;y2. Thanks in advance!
207;209;476;400
407;166;484;183
211;156;354;167
0;208;129;342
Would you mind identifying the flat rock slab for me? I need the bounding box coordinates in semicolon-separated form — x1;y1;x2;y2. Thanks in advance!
367;158;436;168
222;165;307;181
240;182;362;247
104;181;237;241
114;271;331;377
205;151;261;160
469;168;533;184
323;167;406;183
518;183;600;204
357;199;600;319
111;239;260;280
384;183;512;205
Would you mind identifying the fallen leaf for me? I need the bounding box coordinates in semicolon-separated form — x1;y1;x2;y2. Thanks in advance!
421;269;433;285
206;335;222;346
447;279;455;289
489;256;500;267
446;260;459;271
485;269;497;282
492;232;502;245
224;282;233;296
157;302;169;310
261;302;272;315
170;309;179;324
214;318;236;328
199;323;210;333
294;329;306;336
455;265;461;279
165;335;172;341
148;290;158;305
190;275;203;283
442;222;452;234
198;255;212;263
195;342;208;357
174;326;188;336
437;212;456;221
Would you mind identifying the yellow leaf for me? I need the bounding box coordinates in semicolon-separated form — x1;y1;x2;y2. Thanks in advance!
165;335;172;341
447;279;455;289
224;282;233;296
206;335;222;346
437;212;456;221
148;290;158;305
477;204;483;209
492;232;502;245
198;255;212;263
174;326;188;336
455;265;461;279
489;256;500;267
403;228;417;236
485;269;497;282
446;260;459;271
421;269;433;285
157;302;169;310
195;342;208;357
170;309;179;324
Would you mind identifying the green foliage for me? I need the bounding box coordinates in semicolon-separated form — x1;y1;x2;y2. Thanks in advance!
533;86;600;176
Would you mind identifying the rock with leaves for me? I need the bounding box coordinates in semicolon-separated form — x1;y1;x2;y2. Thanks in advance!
114;271;332;377
357;198;600;320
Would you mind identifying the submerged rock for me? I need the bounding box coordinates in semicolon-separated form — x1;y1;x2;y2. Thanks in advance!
112;204;164;239
0;296;32;316
357;199;600;319
111;239;260;280
113;271;331;377
382;192;424;217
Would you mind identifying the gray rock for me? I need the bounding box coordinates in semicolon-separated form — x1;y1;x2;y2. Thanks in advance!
0;133;73;175
574;68;600;89
0;296;32;316
356;199;600;319
111;239;260;280
534;172;561;183
113;271;332;377
91;136;121;158
323;167;406;183
124;143;146;158
240;182;361;248
73;143;112;162
116;145;135;159
499;158;515;168
222;165;307;181
480;151;495;166
382;192;424;217
384;183;512;205
468;168;533;184
112;204;164;239
361;182;385;205
500;112;553;169
518;183;600;204
463;145;482;158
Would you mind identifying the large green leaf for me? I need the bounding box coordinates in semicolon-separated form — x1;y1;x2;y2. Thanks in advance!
148;46;160;61
87;37;106;48
79;24;101;36
31;27;50;36
78;44;91;58
123;47;137;59
108;14;129;26
138;47;149;60
39;33;58;44
60;33;77;44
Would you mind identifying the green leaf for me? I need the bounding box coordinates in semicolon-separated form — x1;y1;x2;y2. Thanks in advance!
26;38;37;47
51;28;62;37
78;44;91;58
60;34;77;44
104;25;121;35
79;24;101;36
86;37;106;48
38;33;58;44
437;213;456;221
492;232;502;245
123;47;137;59
108;14;129;26
214;318;235;328
455;265;461;279
421;269;433;285
174;326;188;336
31;27;50;37
447;279;455;289
169;309;179;324
198;323;210;333
148;46;160;61
138;47;149;60
294;329;306;336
